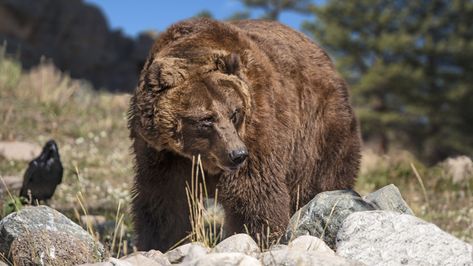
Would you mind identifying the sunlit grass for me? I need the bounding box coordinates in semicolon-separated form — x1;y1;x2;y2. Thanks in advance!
184;155;224;249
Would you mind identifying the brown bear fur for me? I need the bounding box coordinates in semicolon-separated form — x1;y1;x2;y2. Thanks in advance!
128;18;361;252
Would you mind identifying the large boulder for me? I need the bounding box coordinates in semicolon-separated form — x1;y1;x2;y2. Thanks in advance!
283;185;414;248
283;190;376;248
0;0;156;91
0;206;105;265
336;211;473;265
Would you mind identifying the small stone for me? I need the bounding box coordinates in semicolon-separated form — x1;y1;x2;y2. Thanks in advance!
121;250;170;265
442;156;473;184
165;242;210;264
0;141;41;161
363;184;414;215
283;190;375;248
183;252;260;266
336;211;473;265
288;235;334;254
213;234;260;257
122;253;164;266
260;250;360;266
108;258;133;266
0;206;104;265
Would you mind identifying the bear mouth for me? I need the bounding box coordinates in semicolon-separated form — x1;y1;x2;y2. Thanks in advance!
207;153;241;173
218;162;244;173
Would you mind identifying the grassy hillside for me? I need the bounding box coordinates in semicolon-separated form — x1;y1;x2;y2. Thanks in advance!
0;48;134;255
0;47;471;256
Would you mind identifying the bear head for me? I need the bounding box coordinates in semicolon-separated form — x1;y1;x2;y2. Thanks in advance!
129;22;257;174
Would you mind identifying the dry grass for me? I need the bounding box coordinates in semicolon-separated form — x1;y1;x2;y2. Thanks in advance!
0;49;132;209
0;48;133;263
183;155;224;249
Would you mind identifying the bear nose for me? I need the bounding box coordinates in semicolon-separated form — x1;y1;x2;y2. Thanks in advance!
229;148;248;166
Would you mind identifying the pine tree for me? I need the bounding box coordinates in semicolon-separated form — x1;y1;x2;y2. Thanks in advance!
237;0;313;20
304;0;473;162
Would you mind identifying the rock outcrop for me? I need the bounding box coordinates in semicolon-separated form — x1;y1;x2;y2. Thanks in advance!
0;0;157;92
2;185;471;265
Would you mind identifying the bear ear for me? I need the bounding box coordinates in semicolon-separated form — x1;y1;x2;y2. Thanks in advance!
143;62;166;92
143;57;188;92
216;53;241;75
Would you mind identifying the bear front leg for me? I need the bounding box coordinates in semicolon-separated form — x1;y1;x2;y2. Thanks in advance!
133;192;191;252
219;173;291;245
132;197;162;251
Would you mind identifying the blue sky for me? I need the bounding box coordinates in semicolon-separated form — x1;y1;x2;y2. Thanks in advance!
84;0;314;37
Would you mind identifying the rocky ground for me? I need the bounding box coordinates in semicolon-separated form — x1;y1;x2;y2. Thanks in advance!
0;185;472;265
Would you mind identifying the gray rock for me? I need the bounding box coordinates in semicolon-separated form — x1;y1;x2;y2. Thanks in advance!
283;190;376;248
336;211;473;265
104;258;131;266
363;184;414;215
0;206;104;265
213;234;260;257
164;242;210;264
0;141;41;161
442;156;473;184
121;253;166;266
288;235;334;254
260;250;361;266
183;252;260;266
74;251;171;266
121;250;170;265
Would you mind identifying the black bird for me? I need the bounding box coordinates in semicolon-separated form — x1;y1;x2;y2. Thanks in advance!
20;140;63;204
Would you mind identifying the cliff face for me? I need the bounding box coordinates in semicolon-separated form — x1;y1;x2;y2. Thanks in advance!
0;0;156;92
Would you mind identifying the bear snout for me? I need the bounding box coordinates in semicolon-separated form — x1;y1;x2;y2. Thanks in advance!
228;147;248;167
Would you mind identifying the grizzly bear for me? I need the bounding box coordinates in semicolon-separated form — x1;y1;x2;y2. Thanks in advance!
128;18;361;251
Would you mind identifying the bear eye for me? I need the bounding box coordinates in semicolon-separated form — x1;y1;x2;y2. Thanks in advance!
216;58;226;72
198;117;214;129
230;109;241;125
